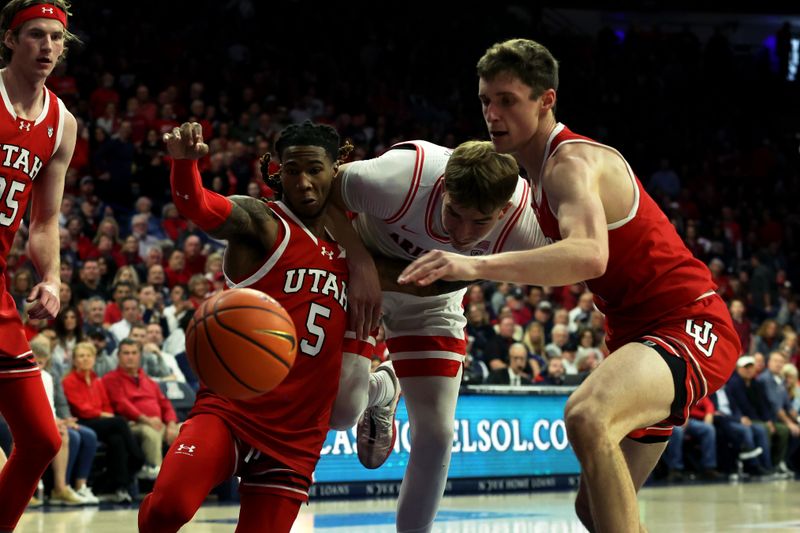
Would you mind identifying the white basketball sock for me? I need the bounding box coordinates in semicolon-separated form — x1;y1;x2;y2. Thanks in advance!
368;366;397;408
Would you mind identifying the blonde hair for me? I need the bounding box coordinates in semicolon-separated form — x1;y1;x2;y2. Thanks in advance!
73;341;97;363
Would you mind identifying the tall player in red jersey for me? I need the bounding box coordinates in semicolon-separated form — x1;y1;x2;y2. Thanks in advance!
400;39;741;532
0;1;77;529
138;121;372;533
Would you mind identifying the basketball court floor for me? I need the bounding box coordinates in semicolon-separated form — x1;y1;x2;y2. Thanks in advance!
15;479;800;532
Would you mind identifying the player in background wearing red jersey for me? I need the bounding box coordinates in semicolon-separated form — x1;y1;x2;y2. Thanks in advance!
138;122;373;532
0;1;77;529
399;39;741;532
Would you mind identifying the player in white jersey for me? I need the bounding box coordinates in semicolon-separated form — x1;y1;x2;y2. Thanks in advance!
329;139;546;533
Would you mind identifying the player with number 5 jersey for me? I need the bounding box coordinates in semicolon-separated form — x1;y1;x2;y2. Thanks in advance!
138;121;373;533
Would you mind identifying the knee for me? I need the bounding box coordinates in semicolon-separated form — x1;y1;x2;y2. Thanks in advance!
82;428;98;447
411;418;453;453
329;402;360;431
140;491;196;530
44;428;63;458
564;396;606;447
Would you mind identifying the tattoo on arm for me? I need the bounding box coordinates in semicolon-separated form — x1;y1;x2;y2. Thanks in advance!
207;196;271;242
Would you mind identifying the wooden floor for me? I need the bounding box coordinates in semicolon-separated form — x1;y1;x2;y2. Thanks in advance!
16;479;800;532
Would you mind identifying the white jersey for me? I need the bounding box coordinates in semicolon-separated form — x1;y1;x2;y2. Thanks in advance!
340;140;546;260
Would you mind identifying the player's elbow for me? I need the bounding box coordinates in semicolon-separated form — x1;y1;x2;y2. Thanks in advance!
583;243;608;279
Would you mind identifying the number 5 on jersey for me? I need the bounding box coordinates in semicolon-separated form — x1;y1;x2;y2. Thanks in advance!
0;177;26;227
301;302;331;357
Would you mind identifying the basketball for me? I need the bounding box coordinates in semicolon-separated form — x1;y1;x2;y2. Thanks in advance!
185;288;297;400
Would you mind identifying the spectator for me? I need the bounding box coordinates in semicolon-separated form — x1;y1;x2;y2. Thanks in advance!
102;339;180;480
9;268;34;314
72;259;107;303
533;301;555;337
522;321;546;358
145;262;170;303
62;342;143;503
542;356;567;385
109;297;141;343
181;235;207;276
465;303;496;362
662;395;724;481
134;196;166;240
30;338;99;505
130;214;161;261
86;326;117;377
142;323;184;382
51;306;85;374
186;274;211;308
486;343;533;386
505;286;532;326
545;324;570;359
462;351;488;386
160;203;187;243
484;316;519;370
163;284;191;337
164;249;191;288
103;281;135;327
111;263;143;294
753;319;782;357
756;351;798;474
568;292;594;333
728;299;752;356
783;364;800;414
59;280;75;309
711;386;771;476
648;157;681;200
726;356;781;472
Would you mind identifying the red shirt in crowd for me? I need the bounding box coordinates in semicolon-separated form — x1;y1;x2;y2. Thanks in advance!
62;370;114;419
689;395;715;420
102;367;177;424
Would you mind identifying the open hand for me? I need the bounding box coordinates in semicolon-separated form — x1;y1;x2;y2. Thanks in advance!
397;250;479;286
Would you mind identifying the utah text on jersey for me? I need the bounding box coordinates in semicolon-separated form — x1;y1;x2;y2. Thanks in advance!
0;144;45;179
283;268;348;311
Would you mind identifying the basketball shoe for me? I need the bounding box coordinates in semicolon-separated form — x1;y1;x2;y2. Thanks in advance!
356;361;401;469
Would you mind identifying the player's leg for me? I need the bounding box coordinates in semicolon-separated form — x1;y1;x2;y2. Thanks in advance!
565;343;675;533
138;414;237;533
0;373;61;530
329;331;381;430
396;369;462;533
575;437;667;532
236;491;302;533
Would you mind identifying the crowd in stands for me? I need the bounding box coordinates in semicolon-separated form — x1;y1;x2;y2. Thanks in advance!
0;4;799;504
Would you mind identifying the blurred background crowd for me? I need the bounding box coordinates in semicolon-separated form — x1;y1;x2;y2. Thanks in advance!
1;2;799;503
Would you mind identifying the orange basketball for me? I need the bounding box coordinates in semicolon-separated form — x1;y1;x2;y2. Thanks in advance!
185;288;297;400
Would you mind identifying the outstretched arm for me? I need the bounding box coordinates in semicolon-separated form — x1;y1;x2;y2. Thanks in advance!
164;122;278;248
27;110;77;319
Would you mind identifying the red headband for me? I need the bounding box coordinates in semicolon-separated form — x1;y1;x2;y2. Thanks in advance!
9;4;68;31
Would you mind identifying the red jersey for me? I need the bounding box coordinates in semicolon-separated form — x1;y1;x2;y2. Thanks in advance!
190;201;350;476
0;78;66;375
531;124;715;343
0;78;66;272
